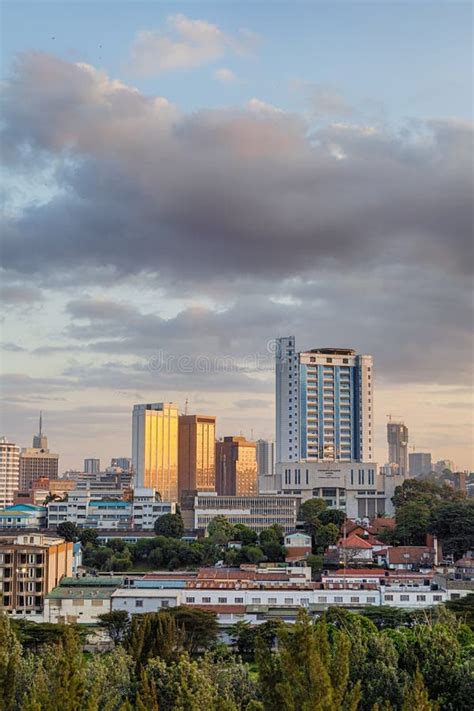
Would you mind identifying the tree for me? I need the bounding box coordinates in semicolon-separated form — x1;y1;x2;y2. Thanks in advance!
207;515;235;544
56;521;79;542
126;612;186;667
395;501;431;545
0;614;21;711
241;545;265;564
147;654;218;711
78;528;99;546
259;524;284;545
233;523;258;545
169;607;219;655
306;553;324;579
402;669;437;711
256;610;359;711
136;668;159;711
429;500;474;558
313;522;339;552
154;512;185;538
98;610;130;645
299;498;327;535
318;508;346;527
261;541;285;562
446;593;474;630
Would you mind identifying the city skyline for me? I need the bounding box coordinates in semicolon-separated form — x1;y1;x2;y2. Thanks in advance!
1;1;473;471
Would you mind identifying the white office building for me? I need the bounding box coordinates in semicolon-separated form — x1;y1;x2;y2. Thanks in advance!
0;437;20;509
269;460;403;519
275;338;373;464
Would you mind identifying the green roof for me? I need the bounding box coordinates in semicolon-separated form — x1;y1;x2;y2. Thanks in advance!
59;576;123;587
46;586;117;600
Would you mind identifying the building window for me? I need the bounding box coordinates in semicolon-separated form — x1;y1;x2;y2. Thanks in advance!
135;600;143;607
350;597;360;603
416;595;426;602
385;595;394;601
268;598;277;604
284;598;294;605
251;598;261;604
218;597;227;603
186;597;195;603
318;596;327;603
334;596;343;603
400;595;410;601
202;597;211;603
235;597;244;603
367;597;376;603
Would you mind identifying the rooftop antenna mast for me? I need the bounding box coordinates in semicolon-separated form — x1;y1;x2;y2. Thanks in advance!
184;398;189;415
39;411;43;435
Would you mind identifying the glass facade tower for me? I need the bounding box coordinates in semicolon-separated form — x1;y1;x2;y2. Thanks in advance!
132;403;179;501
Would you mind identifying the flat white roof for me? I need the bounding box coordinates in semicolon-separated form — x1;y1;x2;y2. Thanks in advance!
111;589;181;598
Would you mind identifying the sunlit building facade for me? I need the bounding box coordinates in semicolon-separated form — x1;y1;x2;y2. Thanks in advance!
216;436;257;496
132;403;179;501
178;415;216;499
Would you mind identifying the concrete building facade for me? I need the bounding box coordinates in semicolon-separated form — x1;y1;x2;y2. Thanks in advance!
178;415;216;499
0;437;20;508
276;337;374;464
387;421;409;477
216;436;257;496
0;532;73;615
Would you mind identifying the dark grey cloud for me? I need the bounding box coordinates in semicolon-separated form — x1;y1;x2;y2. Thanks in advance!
1;53;472;286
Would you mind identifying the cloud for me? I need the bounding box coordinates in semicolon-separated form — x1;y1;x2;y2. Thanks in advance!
1;342;26;352
214;67;237;84
292;81;355;118
0;53;473;468
128;14;257;76
0;283;44;306
2;54;472;289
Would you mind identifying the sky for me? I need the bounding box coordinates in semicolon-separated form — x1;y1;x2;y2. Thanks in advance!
1;0;473;472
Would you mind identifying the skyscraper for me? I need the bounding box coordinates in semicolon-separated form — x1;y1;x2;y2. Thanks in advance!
84;459;100;474
19;415;59;490
178;415;216;499
409;452;432;477
216;436;257;496
0;437;20;508
276;337;373;463
256;439;275;494
256;439;275;477
387;421;409;477
132;403;179;501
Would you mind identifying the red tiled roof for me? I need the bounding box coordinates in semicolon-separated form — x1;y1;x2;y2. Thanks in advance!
386;547;434;565
369;518;396;533
338;534;373;550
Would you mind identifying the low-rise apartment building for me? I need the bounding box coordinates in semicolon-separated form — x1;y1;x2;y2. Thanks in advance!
47;488;175;531
0;532;73;615
0;504;47;529
44;576;123;624
43;563;473;628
